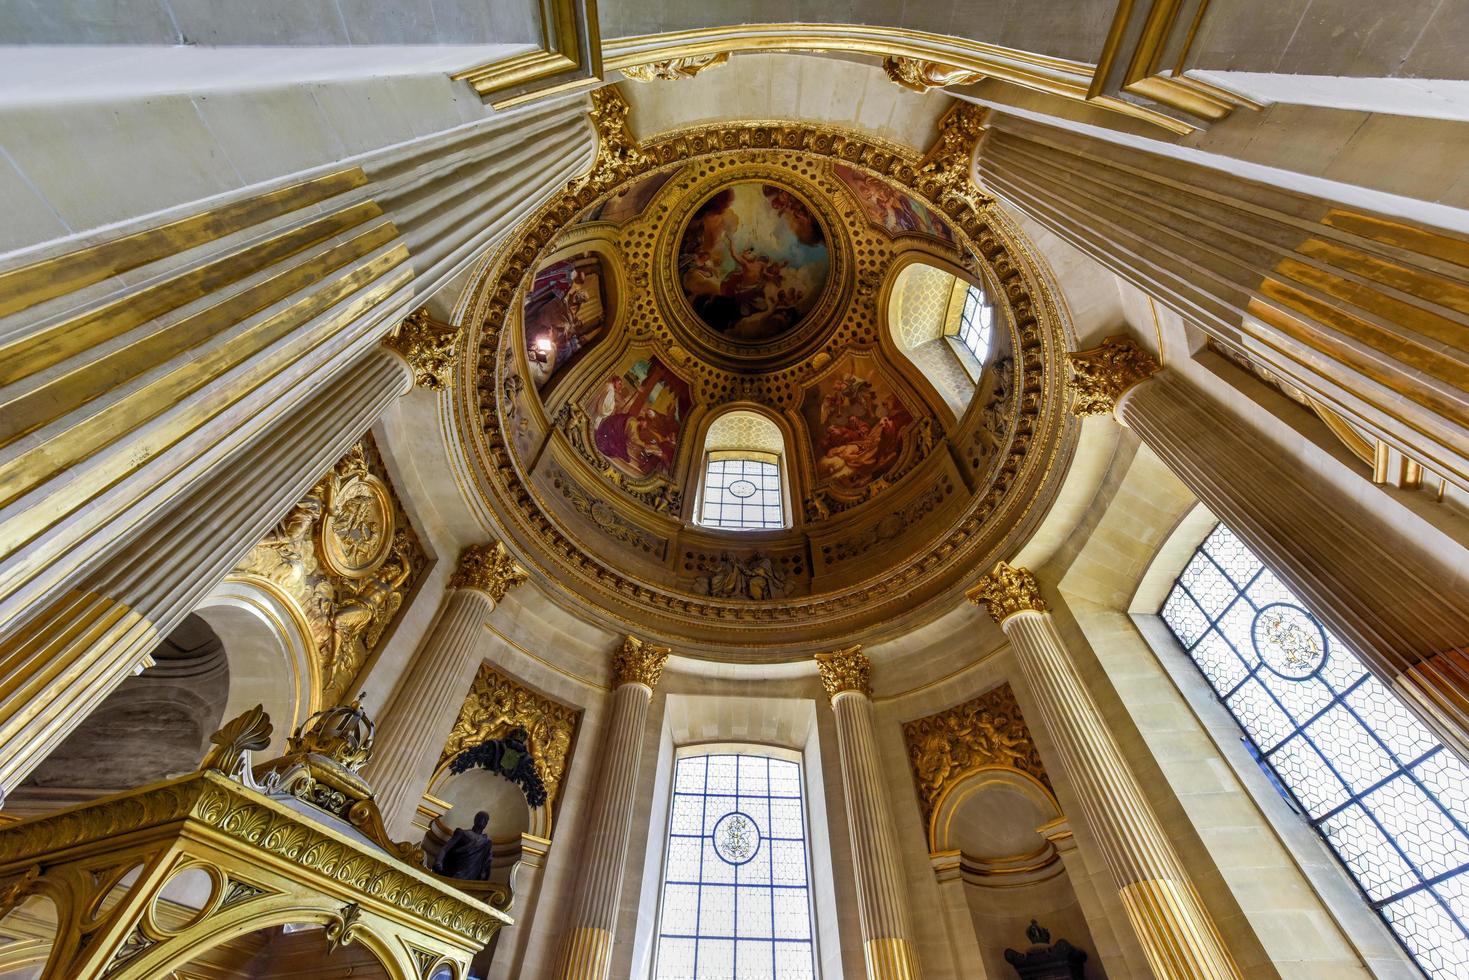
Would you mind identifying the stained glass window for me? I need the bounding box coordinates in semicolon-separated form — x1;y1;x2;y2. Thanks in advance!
1161;523;1469;978
955;285;993;365
653;753;817;979
699;454;785;530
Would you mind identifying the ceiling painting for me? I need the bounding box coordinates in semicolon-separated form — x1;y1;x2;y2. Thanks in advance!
524;251;610;391
579;168;678;225
677;182;829;342
801;351;920;496
833;163;955;246
583;353;694;481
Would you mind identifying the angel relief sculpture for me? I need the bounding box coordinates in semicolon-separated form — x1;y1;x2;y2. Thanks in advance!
231;440;426;705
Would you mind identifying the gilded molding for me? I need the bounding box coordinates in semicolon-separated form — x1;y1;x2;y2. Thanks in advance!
383;307;461;391
439;663;580;814
902;684;1051;831
967;561;1047;624
1066;334;1161;417
611;635;670;689
449;540;529;602
449;0;601;108
621;52;729;81
919;102;993;214
814;645;872;699
883;56;984;93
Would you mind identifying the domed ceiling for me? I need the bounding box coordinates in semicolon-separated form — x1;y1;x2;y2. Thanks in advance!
456;90;1075;659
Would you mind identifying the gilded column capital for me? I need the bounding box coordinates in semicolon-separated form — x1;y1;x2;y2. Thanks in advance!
966;561;1048;624
814;645;872;700
449;541;528;602
1066;335;1161;417
383;307;462;391
621;53;729;82
917;101;992;212
883;56;984;93
611;635;670;689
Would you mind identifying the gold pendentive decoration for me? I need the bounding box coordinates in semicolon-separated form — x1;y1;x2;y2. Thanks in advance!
918;101;993;214
383;306;462;391
621;52;729;81
967;561;1047;624
439;663;580;815
230;436;427;706
611;635;671;689
814;645;872;699
449;540;530;602
883;56;985;93
583;86;654;191
902;684;1051;831
1066;334;1161;417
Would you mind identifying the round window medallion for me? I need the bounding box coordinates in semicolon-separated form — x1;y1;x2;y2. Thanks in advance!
728;479;759;499
712;811;760;865
1252;602;1327;679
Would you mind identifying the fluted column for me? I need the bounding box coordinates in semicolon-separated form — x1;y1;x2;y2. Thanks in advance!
815;646;921;980
1071;335;1469;762
366;541;528;831
556;636;669;980
0;347;413;801
970;563;1241;980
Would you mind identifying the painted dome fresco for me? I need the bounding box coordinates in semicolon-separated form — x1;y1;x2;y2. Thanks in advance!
456;95;1077;659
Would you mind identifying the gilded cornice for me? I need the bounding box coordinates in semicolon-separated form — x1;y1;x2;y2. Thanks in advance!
439;663;580;814
1066;335;1160;417
814;645;872;699
967;561;1047;624
384;307;461;391
902;683;1052;829
621;52;729;81
450;540;529;602
612;635;670;689
883;56;984;94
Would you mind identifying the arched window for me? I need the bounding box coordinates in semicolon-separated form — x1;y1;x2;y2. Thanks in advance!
888;263;993;416
696;411;789;531
652;750;817;979
1161;523;1469;978
954;283;994;366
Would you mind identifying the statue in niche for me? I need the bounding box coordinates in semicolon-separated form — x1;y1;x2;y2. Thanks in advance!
433;810;495;881
1003;919;1087;980
697;552;789;600
446;726;549;808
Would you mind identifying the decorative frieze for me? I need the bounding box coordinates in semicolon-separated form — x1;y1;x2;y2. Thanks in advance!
611;636;670;689
449;540;529;602
814;645;872;699
1066;335;1161;416
967;561;1047;625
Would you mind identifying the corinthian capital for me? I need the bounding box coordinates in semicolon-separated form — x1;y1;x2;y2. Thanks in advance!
967;561;1047;624
449;540;528;602
1066;335;1160;417
383;307;462;391
814;645;872;700
612;635;670;689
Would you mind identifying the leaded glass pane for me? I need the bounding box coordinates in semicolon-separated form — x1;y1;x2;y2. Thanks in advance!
655;754;817;979
956;285;993;365
1160;522;1469;978
699;455;785;530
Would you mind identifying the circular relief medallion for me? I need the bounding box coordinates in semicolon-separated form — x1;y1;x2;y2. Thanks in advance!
319;474;395;579
1251;602;1327;679
677;182;829;343
712;811;761;865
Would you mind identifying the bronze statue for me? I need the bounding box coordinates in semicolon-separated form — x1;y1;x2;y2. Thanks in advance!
434;810;495;881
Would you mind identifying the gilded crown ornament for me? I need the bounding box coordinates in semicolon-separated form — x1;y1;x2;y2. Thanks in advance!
883;56;984;93
622;53;729;82
814;645;872;699
612;635;670;689
967;561;1047;624
1066;335;1161;417
450;540;529;601
383;307;462;391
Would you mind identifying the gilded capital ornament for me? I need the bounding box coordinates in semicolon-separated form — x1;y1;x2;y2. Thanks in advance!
883;56;984;93
1066;335;1160;417
450;541;529;602
383;307;461;391
622;53;729;82
917;101;992;213
966;561;1047;624
612;635;670;689
814;645;872;700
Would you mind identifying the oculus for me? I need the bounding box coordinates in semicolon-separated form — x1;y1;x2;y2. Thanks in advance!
677;182;829;342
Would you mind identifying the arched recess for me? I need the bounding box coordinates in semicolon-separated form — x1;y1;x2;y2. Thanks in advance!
5;614;230;818
688;405;796;531
883;255;1000;420
518;236;627;402
931;767;1104;978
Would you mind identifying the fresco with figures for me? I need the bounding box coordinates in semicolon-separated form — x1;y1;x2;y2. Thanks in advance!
833;164;955;245
580;168;678;224
677;182;829;342
524;252;608;390
583;355;694;480
802;355;917;492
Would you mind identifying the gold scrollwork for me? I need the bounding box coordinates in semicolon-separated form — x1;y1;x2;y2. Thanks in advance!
882;56;985;93
621;53;730;82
